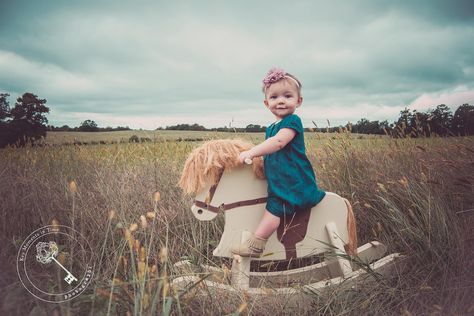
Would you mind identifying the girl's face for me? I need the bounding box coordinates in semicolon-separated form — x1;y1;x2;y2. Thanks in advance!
264;79;302;120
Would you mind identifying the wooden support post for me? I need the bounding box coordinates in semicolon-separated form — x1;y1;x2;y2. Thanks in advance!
230;231;251;289
325;222;353;278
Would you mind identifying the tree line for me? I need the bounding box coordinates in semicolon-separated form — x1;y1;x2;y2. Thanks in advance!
1;91;473;148
346;104;474;137
0;93;131;148
163;103;474;137
50;120;131;132
158;123;267;133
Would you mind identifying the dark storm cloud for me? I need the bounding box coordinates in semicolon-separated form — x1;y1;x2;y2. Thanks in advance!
0;0;473;128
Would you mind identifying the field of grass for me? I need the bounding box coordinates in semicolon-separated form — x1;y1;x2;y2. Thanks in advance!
45;130;385;145
45;130;263;145
1;132;473;315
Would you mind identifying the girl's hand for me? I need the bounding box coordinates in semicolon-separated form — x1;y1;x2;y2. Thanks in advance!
238;151;253;164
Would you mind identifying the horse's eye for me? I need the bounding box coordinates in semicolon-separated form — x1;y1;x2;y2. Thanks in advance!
197;209;203;215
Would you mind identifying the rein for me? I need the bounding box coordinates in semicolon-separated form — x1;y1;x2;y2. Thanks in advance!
193;168;267;214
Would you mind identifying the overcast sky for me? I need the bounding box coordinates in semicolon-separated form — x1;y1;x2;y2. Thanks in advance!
1;0;473;129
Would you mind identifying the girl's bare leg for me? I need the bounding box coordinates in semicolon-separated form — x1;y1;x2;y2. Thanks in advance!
254;210;280;239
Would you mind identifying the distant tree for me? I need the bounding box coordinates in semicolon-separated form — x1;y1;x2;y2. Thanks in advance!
59;125;71;131
353;118;368;134
165;123;206;131
379;120;391;135
369;120;382;134
428;104;453;136
410;110;431;137
0;93;10;121
10;93;49;124
0;93;12;147
352;118;385;134
79;119;99;132
394;107;413;137
451;103;474;136
245;124;265;132
190;123;206;131
3;93;50;146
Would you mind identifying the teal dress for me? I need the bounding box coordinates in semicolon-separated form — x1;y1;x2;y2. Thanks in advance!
264;114;326;217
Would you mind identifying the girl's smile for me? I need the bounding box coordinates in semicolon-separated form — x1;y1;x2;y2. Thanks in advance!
264;80;302;120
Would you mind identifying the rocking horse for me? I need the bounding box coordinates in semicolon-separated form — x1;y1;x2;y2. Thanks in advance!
173;139;403;296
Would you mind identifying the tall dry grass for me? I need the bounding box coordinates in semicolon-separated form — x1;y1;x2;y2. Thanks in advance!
0;134;473;315
307;135;474;315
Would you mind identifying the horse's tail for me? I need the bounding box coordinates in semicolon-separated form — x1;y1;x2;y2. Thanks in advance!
343;198;358;256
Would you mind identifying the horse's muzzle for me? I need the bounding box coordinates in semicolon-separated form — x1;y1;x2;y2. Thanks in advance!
191;204;218;221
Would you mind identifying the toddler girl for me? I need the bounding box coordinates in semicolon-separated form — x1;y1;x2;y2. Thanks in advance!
231;67;326;257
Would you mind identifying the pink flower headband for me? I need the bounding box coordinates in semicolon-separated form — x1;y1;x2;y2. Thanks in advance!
262;67;301;92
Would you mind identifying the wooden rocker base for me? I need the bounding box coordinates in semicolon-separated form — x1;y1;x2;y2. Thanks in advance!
172;241;406;298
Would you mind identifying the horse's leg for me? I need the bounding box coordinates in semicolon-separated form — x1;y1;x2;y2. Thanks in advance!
230;231;252;289
325;222;353;278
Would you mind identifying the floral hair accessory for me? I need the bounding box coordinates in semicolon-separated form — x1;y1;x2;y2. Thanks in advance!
262;67;300;92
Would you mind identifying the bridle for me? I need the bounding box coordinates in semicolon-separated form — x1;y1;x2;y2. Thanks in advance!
193;169;267;213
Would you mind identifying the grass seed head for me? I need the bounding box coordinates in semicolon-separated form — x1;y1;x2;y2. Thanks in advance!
123;229;134;248
162;278;169;298
398;176;409;187
377;182;387;193
137;261;146;280
159;247;168;263
146;211;156;219
112;278;123;285
51;218;60;228
139;246;146;262
134;239;140;252
150;264;157;275
69;181;77;193
129;223;138;232
108;209;116;220
140;215;148;229
153;191;161;202
237;301;248;314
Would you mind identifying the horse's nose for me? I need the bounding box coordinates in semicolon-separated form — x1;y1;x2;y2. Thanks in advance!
191;205;203;215
190;204;217;221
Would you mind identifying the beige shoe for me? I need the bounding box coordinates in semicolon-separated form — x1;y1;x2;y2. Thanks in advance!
231;234;267;258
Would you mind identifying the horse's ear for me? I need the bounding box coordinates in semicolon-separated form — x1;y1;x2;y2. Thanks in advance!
191;204;218;221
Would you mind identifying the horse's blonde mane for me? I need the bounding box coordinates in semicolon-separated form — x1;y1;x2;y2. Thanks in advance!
178;139;265;195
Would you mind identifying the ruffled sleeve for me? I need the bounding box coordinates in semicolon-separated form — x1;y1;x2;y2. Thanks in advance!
279;114;303;135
